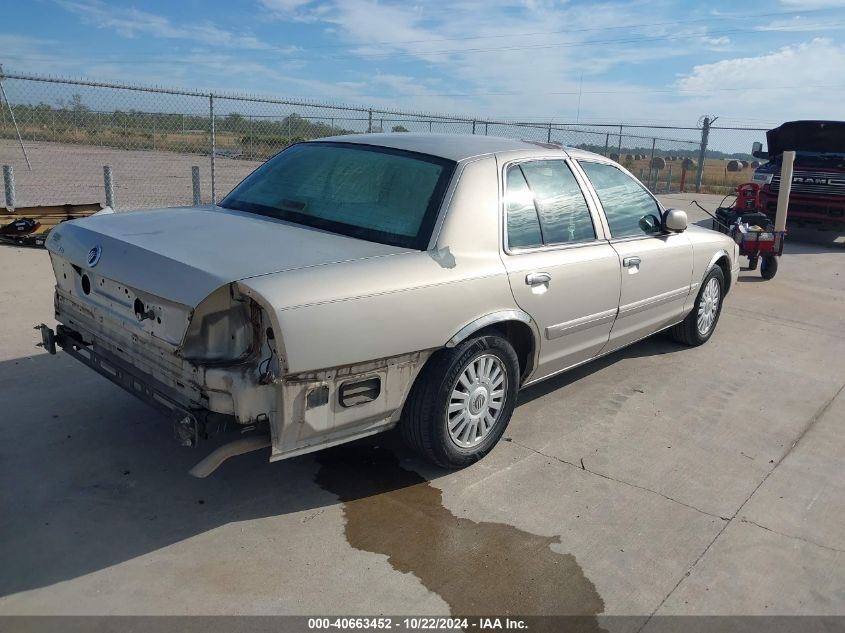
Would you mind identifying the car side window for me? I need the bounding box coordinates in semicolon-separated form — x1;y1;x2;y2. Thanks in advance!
505;166;543;249
578;161;662;238
519;160;596;245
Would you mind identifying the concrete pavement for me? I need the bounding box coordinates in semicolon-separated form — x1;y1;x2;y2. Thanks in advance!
1;194;843;622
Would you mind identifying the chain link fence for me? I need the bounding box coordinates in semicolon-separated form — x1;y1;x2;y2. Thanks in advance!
0;70;768;211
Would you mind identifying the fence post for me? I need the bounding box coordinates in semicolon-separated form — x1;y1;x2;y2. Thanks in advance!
647;138;656;190
547;123;552;143
666;166;672;193
485;122;488;136
192;166;201;206
472;120;476;135
617;124;623;158
3;165;15;210
604;133;609;157
367;109;373;133
103;165;115;209
209;94;216;205
695;116;711;193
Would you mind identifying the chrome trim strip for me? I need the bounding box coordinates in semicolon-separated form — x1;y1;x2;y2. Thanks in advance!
445;309;533;348
545;308;617;340
618;286;690;317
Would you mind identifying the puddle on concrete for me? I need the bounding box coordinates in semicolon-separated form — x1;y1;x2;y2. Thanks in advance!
316;444;604;629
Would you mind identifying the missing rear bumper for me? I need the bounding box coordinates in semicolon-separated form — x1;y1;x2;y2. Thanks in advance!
37;323;231;447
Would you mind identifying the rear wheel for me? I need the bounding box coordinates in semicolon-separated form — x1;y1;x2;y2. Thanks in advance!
670;266;725;346
747;255;758;271
400;335;520;468
760;255;778;280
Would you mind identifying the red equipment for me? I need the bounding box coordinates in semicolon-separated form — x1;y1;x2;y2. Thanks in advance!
711;181;785;280
735;182;761;211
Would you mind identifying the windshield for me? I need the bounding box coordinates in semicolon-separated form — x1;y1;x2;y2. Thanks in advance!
221;142;455;250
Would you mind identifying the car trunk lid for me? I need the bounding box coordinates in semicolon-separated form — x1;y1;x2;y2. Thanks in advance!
46;204;411;308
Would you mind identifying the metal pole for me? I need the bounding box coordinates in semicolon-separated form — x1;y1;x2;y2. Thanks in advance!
472;120;476;135
695;116;713;194
485;122;488;135
547;123;552;143
191;166;201;206
639;167;644;181
604;133;609;157
209;94;216;205
103;165;115;209
666;166;672;193
647;138;656;189
0;66;32;171
617;124;623;158
367;109;372;133
428;120;432;132
3;165;15;210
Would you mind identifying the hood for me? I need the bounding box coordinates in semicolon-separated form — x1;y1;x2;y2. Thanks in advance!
46;205;411;307
766;121;845;156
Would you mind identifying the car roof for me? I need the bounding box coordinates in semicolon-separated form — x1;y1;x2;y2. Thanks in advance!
308;133;591;162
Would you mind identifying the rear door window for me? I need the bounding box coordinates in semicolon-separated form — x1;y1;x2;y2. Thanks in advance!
505;166;543;249
519;160;596;244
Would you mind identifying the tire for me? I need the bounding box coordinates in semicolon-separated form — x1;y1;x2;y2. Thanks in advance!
400;335;520;469
747;256;758;271
760;255;778;280
670;266;725;346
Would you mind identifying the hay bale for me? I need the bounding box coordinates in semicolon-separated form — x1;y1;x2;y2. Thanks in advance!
751;160;761;169
727;160;741;172
650;157;665;170
625;154;634;161
609;153;620;162
682;158;696;170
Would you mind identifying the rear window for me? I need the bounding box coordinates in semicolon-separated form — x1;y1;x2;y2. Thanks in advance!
221;142;455;250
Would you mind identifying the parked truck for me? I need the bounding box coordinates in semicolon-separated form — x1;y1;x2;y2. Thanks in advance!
751;120;845;229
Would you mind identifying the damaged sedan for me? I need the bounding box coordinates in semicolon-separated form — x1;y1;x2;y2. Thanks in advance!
39;134;739;474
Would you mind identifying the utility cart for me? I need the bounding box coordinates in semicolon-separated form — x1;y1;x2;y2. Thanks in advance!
711;197;785;280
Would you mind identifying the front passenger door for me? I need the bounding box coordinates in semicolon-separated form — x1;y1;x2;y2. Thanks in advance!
576;160;693;353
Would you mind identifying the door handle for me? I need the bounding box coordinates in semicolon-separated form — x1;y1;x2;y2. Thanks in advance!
622;256;642;268
525;272;551;286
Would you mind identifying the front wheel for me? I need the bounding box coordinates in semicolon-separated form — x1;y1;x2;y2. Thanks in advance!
670;266;725;346
400;335;520;468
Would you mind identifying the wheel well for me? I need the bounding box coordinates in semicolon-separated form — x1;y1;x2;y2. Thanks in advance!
714;255;731;293
476;320;536;383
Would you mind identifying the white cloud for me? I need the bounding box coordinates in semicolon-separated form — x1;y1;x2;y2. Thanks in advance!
55;0;277;50
757;15;845;32
674;38;845;121
780;0;845;7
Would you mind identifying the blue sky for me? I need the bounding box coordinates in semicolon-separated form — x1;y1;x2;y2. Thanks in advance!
3;0;845;127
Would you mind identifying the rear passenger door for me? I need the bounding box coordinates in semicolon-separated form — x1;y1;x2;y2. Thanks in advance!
500;158;621;382
575;160;693;352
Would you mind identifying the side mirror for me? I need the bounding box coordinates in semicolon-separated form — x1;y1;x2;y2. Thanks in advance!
663;209;688;233
752;141;769;160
